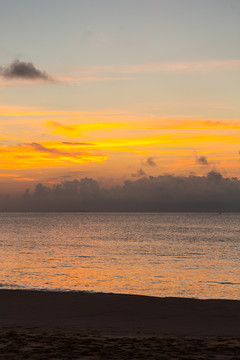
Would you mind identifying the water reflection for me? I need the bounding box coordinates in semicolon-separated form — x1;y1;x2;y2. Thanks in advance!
0;213;239;299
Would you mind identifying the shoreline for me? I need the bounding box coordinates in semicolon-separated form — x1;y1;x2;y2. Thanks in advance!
0;289;239;336
1;290;239;358
1;286;239;302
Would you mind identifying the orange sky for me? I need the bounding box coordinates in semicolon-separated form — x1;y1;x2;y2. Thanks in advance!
1;1;240;193
0;104;240;193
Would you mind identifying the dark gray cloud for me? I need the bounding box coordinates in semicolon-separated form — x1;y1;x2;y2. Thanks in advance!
0;60;53;81
30;143;66;155
196;156;209;165
29;142;83;157
62;142;94;146
1;171;240;212
131;168;146;177
143;157;156;167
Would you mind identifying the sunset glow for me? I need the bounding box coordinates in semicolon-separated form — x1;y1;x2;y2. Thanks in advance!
0;0;239;193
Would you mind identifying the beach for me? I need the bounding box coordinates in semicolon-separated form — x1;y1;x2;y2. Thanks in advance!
0;290;239;359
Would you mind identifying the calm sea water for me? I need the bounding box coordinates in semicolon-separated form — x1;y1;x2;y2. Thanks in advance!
0;213;239;299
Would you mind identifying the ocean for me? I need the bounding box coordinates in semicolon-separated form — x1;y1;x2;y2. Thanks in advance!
0;212;239;299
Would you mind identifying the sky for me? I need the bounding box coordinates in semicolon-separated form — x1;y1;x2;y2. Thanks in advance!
0;0;240;195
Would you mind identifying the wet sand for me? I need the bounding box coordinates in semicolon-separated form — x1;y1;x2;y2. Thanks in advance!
0;290;239;359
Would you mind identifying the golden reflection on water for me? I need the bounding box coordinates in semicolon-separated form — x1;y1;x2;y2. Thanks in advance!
0;213;239;299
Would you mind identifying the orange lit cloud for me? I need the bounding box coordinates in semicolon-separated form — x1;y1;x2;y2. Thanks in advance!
46;120;127;137
0;174;35;182
43;118;240;156
95;134;240;152
147;119;240;130
0;174;20;178
14;177;35;181
1;103;240;180
0;141;108;170
46;118;240;139
2;104;239;132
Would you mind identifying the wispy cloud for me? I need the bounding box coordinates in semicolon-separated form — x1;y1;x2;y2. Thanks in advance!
119;60;240;74
46;121;81;137
0;173;35;182
0;105;127;117
46;120;126;137
0;141;108;169
59;76;130;83
76;60;240;75
0;173;20;178
1;59;238;87
29;142;70;155
15;177;35;182
62;141;94;146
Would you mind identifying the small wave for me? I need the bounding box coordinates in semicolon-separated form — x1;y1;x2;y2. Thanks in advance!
201;280;240;286
0;284;98;293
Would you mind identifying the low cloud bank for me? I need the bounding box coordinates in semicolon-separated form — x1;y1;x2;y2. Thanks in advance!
1;171;240;212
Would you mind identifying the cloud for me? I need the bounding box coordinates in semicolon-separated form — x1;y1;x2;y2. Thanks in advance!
196;156;209;165
76;60;240;76
2;171;240;212
0;60;53;81
46;120;126;138
0;174;20;178
60;59;240;82
132;168;146;178
0;141;108;169
46;121;81;137
29;142;65;155
27;142;107;162
120;60;240;74
143;157;156;167
59;76;130;84
62;142;94;146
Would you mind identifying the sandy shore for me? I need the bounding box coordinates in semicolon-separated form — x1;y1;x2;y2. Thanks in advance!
0;290;239;359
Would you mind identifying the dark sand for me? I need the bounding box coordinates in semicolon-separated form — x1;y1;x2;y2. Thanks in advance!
0;290;239;359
